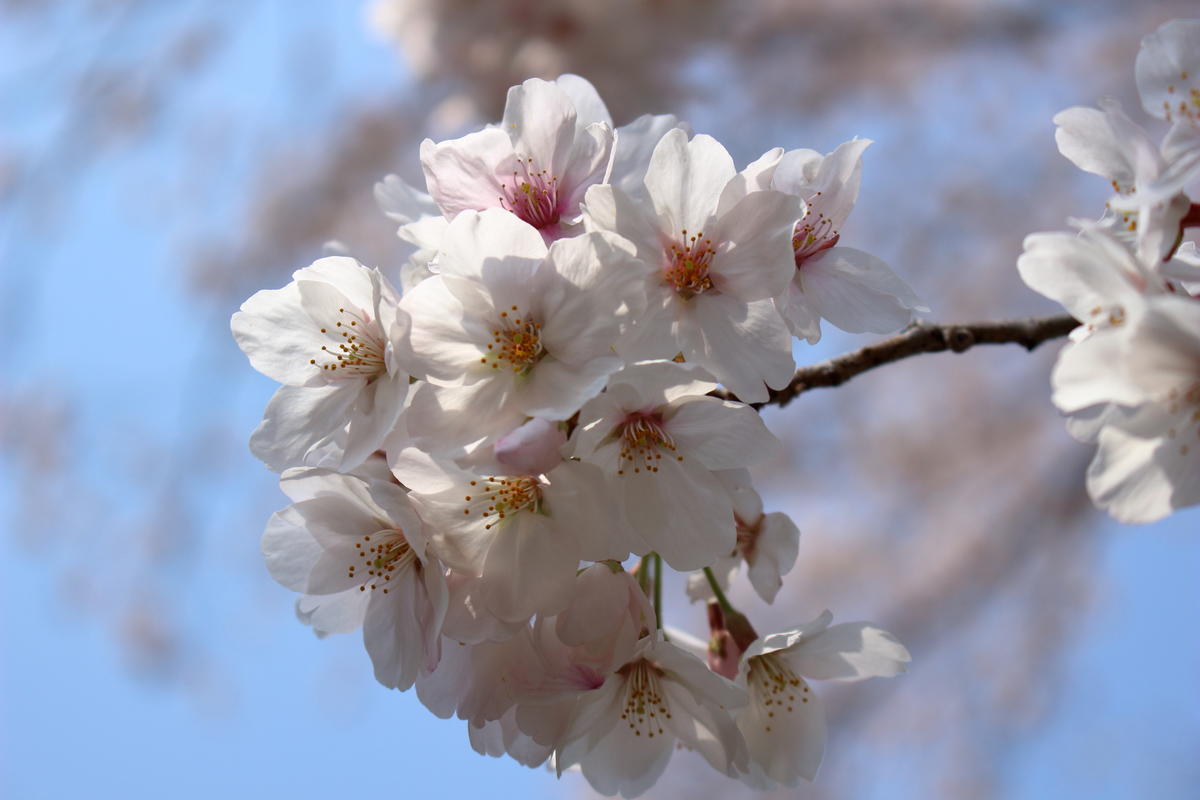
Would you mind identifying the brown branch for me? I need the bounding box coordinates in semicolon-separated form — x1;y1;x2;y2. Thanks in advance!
713;313;1079;408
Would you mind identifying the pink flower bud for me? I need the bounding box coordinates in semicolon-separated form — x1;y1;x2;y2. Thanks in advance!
494;417;566;476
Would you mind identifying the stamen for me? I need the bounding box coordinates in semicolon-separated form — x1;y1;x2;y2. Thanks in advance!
311;306;386;380
348;529;417;593
617;660;671;738
665;229;716;299
499;156;561;229
461;475;543;529
749;652;809;733
480;304;544;374
616;413;681;475
792;208;839;265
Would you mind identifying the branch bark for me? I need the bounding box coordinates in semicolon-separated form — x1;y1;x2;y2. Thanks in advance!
714;313;1079;408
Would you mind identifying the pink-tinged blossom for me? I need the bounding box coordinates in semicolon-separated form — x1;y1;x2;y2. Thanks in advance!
493;417;567;476
397;208;640;456
582;128;801;402
768;139;927;344
260;466;448;690
572;362;779;571
736;611;909;789
231;257;410;472
419;75;613;242
1053;295;1200;523
504;565;656;758
555;633;749;799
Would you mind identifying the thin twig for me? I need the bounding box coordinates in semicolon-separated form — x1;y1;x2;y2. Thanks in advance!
713;313;1078;409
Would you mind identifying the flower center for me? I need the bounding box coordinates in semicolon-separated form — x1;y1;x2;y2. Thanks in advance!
748;652;811;733
616;413;683;476
309;306;387;380
792;207;839;265
481;305;544;375
617;659;671;739
348;529;417;594
735;513;763;560
665;230;716;299
460;475;543;530
499;157;561;229
1159;73;1200;126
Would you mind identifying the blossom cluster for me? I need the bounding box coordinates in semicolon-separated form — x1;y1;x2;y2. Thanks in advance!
1018;19;1200;524
233;75;921;794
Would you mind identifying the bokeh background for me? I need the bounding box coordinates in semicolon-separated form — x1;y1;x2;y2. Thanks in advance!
2;1;1199;798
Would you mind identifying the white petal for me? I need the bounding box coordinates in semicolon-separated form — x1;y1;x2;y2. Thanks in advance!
666;396;779;470
799;246;926;334
1051;329;1147;413
687;294;795;404
232;281;325;387
1053;106;1136;185
480;514;576;623
620;456;735;571
419;128;512;217
711;190;802;301
554;74;613;128
786;623;910;681
738;674;825;786
249;384;357;473
644;129;734;234
1086;425;1176;524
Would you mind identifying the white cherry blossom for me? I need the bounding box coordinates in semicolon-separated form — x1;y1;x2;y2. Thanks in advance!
555;633;749;799
767;139;926;344
1052;295;1200;522
582;128;801;402
571;362;779;570
407;445;629;625
231;257;410;472
398;208;638;455
736;611;909;788
260;465;448;690
1054;98;1193;264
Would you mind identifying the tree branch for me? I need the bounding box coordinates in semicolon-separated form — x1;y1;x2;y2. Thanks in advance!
714;313;1079;409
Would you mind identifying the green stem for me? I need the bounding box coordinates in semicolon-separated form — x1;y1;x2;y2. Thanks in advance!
652;553;664;630
703;566;734;614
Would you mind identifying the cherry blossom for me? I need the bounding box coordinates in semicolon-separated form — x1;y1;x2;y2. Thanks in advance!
420;75;613;242
736;611;909;788
406;445;629;625
555;633;749;799
261;464;448;690
1052;295;1200;522
769;139;927;344
398;208;639;455
231;257;410;472
582;128;801;402
571;362;780;570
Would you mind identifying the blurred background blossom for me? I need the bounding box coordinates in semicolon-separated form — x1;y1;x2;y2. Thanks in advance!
2;1;1198;797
